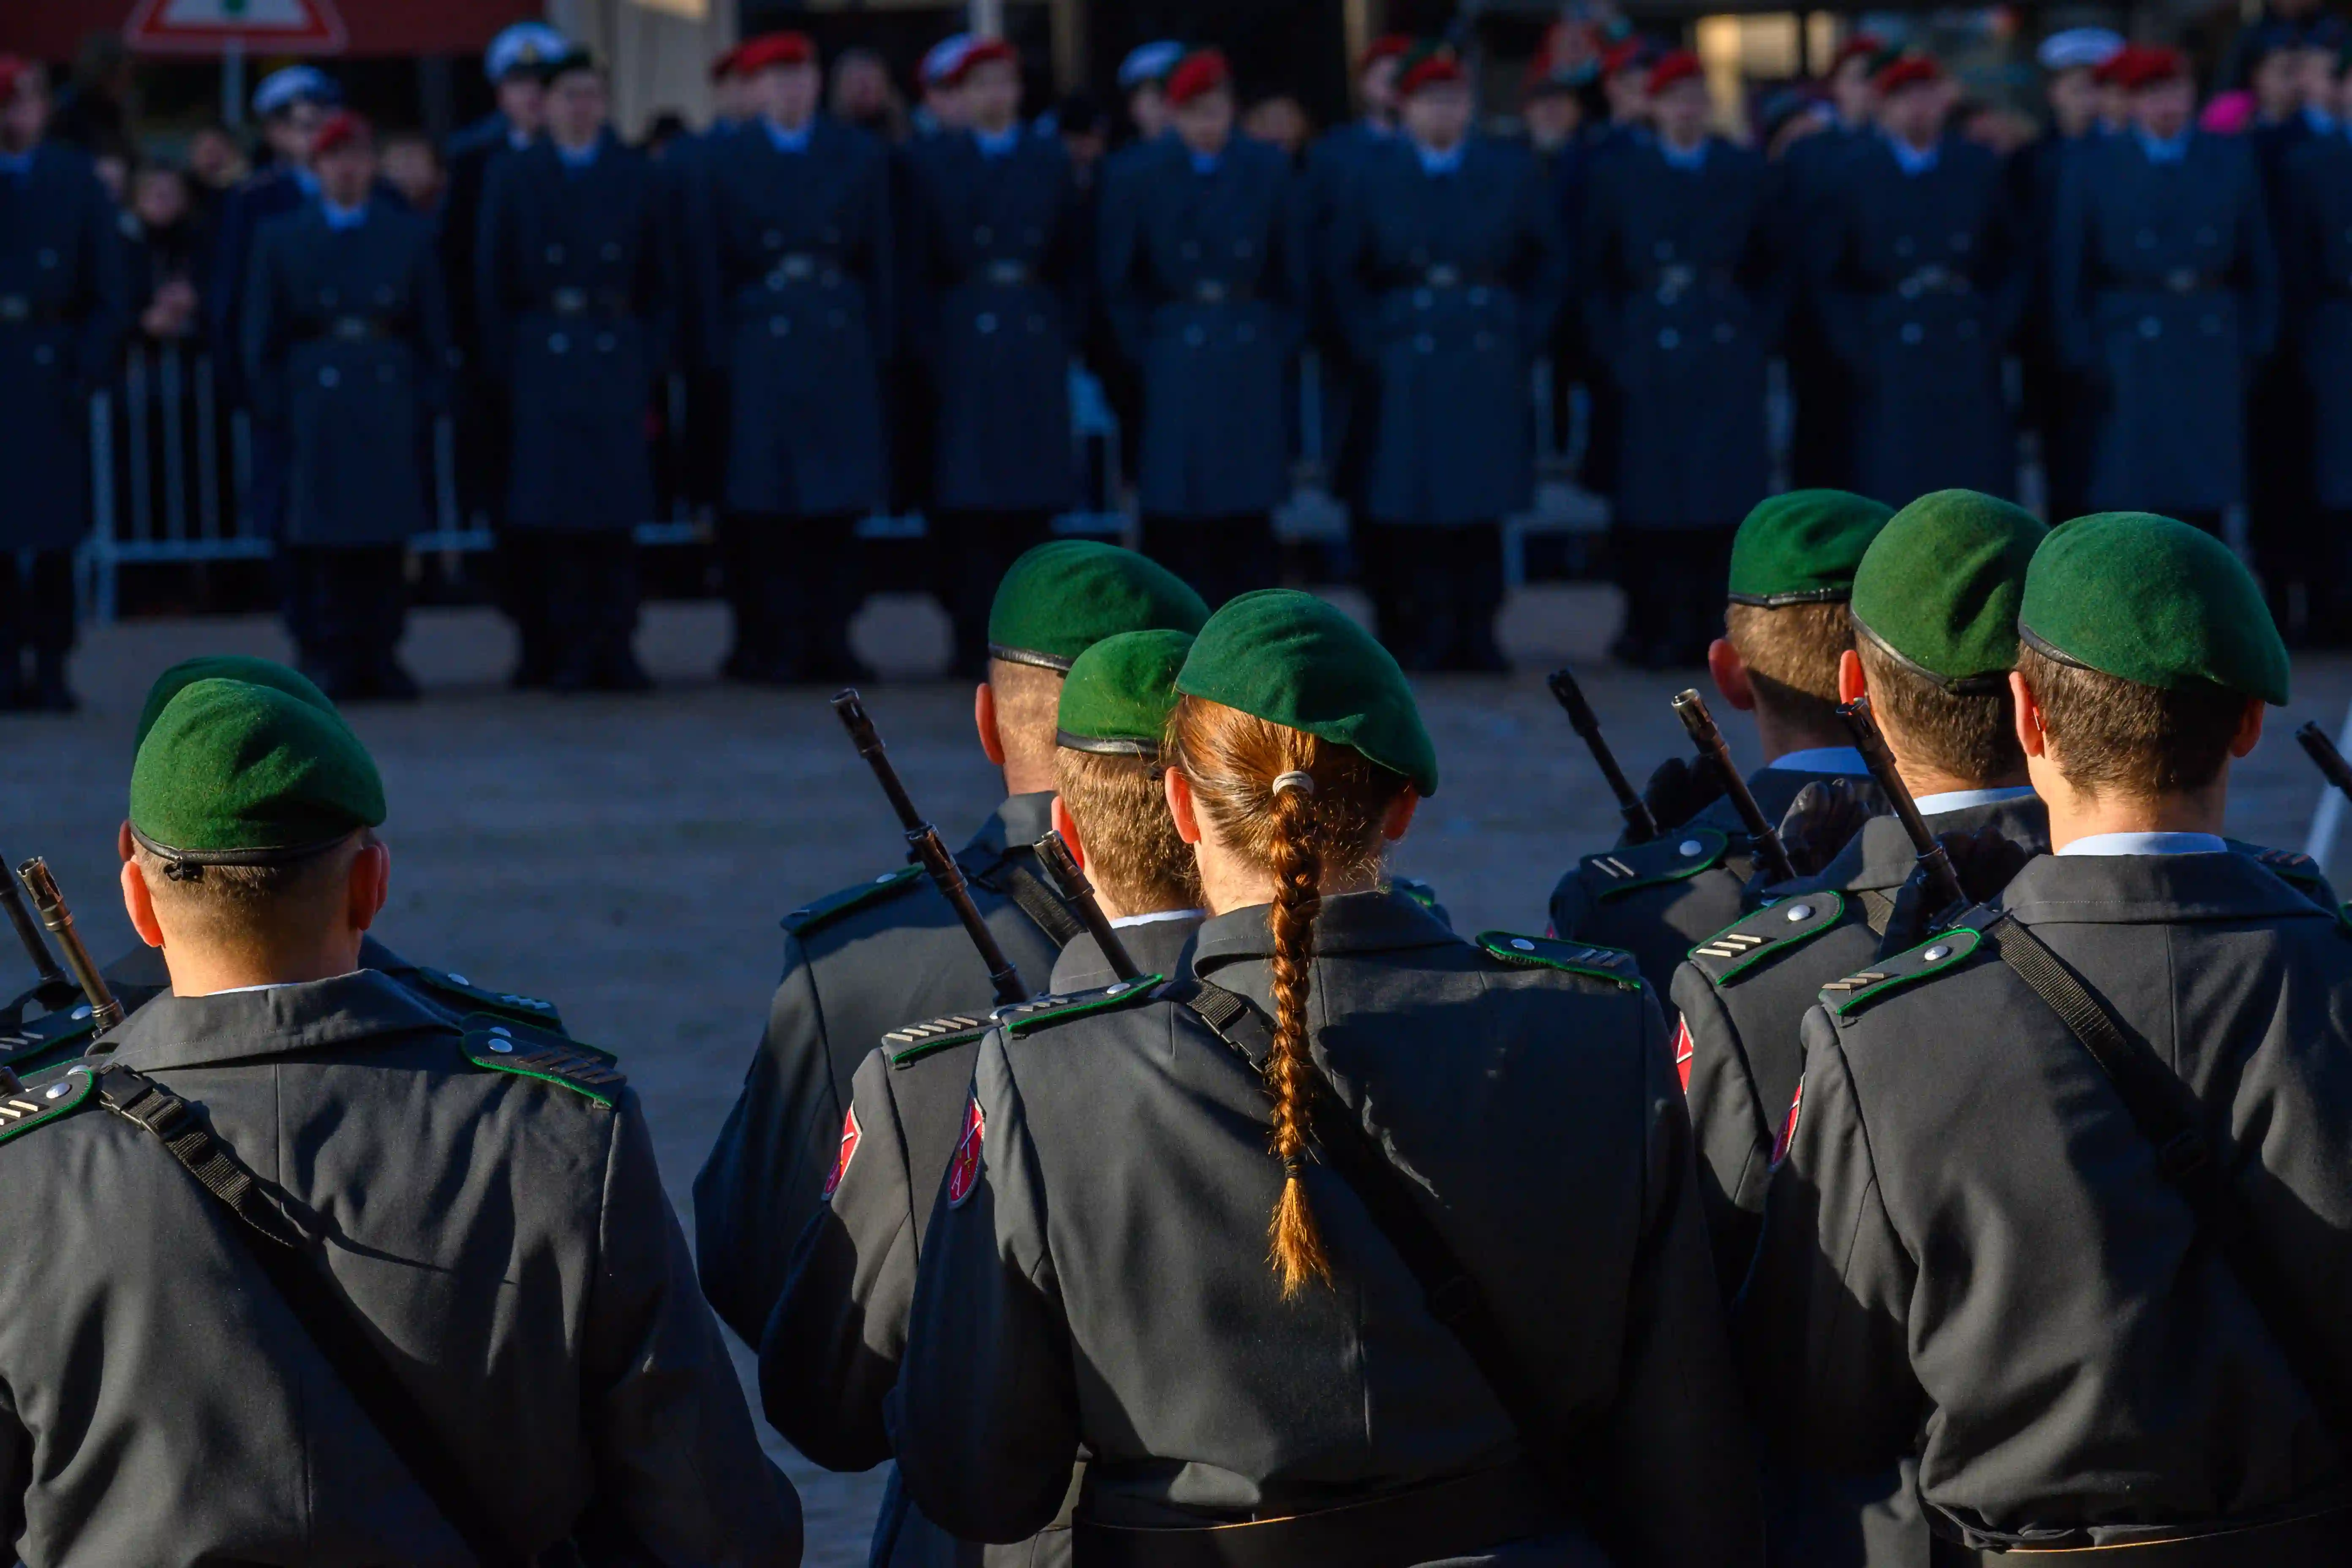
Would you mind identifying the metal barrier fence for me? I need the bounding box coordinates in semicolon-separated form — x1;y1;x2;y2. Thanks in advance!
79;346;1590;623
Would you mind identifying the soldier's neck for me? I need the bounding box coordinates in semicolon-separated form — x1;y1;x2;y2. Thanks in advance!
157;930;368;998
2031;763;2230;852
1752;708;1850;770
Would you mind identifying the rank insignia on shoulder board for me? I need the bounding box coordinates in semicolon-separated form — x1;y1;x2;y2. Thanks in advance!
459;1015;624;1107
1579;829;1730;901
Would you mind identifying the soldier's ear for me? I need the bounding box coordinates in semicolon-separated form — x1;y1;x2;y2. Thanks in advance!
1051;794;1088;870
1836;648;1867;707
117;819;136;865
2009;670;2049;760
974;682;1008;769
1164;766;1205;846
1708;638;1756;713
121;857;165;951
1379;787;1419;844
2228;698;2266;761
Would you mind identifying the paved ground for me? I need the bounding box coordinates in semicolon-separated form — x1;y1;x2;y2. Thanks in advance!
5;587;2347;1565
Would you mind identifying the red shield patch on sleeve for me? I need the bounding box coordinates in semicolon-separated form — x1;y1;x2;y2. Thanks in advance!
822;1107;862;1201
1673;1017;1695;1095
946;1096;986;1209
1771;1079;1805;1168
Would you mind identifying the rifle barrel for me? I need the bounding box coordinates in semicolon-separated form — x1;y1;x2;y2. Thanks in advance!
1839;695;1966;911
1031;831;1143;982
0;848;68;992
2296;721;2352;800
1671;689;1798;885
15;859;124;1034
1546;668;1659;843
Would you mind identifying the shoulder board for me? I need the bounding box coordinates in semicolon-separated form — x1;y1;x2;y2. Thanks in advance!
885;1011;996;1069
2251;846;2326;891
1688;892;1848;988
0;1062;98;1149
408;967;565;1031
1579;829;1729;903
458;1014;624;1107
1819;926;1984;1019
1475;931;1644;991
0;1003;100;1076
1000;975;1166;1038
782;866;925;937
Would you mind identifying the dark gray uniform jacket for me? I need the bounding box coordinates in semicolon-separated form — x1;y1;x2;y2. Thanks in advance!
1669;792;2050;1298
1742;851;2352;1554
0;971;798;1565
761;914;1200;1568
696;792;1078;1348
891;889;1763;1566
101;932;567;1034
1549;762;1883;1010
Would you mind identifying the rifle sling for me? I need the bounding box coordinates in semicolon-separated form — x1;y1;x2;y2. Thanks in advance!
92;1062;528;1567
1982;917;2352;1451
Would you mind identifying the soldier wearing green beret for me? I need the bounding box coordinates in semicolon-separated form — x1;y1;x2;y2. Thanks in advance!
1742;513;2352;1565
695;540;1211;1350
762;627;1209;1568
892;589;1762;1566
1549;489;1895;1003
0;677;799;1561
89;656;567;1039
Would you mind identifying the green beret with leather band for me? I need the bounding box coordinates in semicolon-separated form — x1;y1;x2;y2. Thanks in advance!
986;540;1211;672
134;655;341;752
1849;489;2047;692
1174;589;1439;796
1726;490;1896;607
129;678;387;873
2019;512;2289;705
1058;629;1194;757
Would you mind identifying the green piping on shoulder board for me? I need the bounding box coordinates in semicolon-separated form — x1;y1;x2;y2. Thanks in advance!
1475;932;1643;991
1821;927;1982;1018
1688;891;1847;988
783;865;926;938
0;1064;97;1149
1003;975;1167;1037
459;1015;625;1108
1582;828;1730;902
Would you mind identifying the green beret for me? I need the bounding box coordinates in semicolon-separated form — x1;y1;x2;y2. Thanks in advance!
1174;589;1438;796
2020;513;2289;705
134;655;340;753
129;678;386;867
1726;490;1897;608
1849;489;2048;692
1058;629;1193;757
987;541;1211;672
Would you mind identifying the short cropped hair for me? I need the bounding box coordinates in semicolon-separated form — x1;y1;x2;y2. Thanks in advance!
1052;748;1200;915
131;828;374;950
986;658;1066;783
2016;645;2247;799
1854;632;2023;784
1725;602;1852;732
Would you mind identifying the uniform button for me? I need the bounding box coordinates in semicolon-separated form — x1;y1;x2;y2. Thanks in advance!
1658;327;1680;349
873;874;895;884
1511;937;1536;952
1900;322;1924;345
1678;839;1704;857
1184;325;1205;347
447;972;471;985
975;225;993;245
771;317;791;337
1415;332;1435;352
550;332;569;353
2139;316;2161;339
977;312;998;334
318;366;340;387
70;1005;91;1020
602;242;622;261
489;1037;515;1054
1713;323;1734;344
1786;903;1815;922
1922;945;1951;962
546;244;565;263
596;332;617;352
44;1080;71;1100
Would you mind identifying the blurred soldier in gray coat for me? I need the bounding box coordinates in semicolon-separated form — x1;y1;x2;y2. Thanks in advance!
244;112;446;702
2283;75;2352;643
690;30;890;683
478;50;673;694
1331;44;1567;673
1583;50;1784;670
2054;47;2278;533
0;57;125;712
1099;49;1307;612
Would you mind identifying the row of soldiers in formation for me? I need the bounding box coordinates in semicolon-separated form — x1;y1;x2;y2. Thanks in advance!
0;502;2344;1565
15;14;2352;701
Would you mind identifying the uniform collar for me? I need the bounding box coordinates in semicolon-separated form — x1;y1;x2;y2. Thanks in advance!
1914;784;2037;815
1048;911;1205;993
1996;847;2328;927
1414;138;1467;175
553;134;602;168
1190;884;1457;974
1885;132;1941;176
320;197;369;230
764;117;815;154
2134;125;2192;164
1794;793;2051;895
1190;148;1222;175
92;968;457;1074
1659;136;1707;171
966;791;1059;861
974;123;1021;158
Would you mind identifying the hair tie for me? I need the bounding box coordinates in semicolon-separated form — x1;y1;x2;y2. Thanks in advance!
1271;771;1316;797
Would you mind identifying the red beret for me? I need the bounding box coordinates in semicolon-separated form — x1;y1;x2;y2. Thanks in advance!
2106;44;2188;90
1600;39;1649;80
0;57;30;102
1396;48;1467;97
1163;49;1230;109
1873;53;1943;94
1831;33;1887;71
946;37;1017;85
1647;49;1705;95
734;31;816;76
311;110;371;157
1362;34;1413;71
708;44;743;83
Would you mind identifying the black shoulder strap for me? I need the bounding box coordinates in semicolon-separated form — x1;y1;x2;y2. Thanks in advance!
1982;918;2352;1449
1164;977;1570;1473
92;1063;527;1567
960;846;1087;947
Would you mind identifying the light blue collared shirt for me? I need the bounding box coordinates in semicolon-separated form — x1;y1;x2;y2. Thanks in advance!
320;199;369;231
1111;907;1205;928
1190;150;1221;176
1916;784;2039;816
555;139;600;169
1769;746;1873;776
1886;133;1941;177
2307;105;2338;136
764;120;814;155
1660;138;1707;172
975;125;1021;160
293;165;321;198
1415;139;1467;176
2135;126;2192;165
2057;830;2228;857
